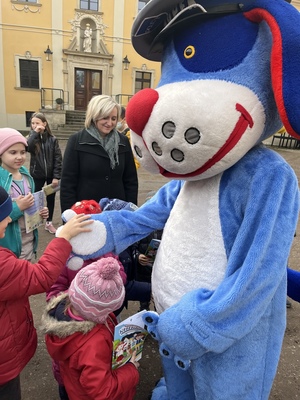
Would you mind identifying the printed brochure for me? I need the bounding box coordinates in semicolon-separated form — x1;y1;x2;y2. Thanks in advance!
24;190;45;233
145;238;161;264
112;309;149;369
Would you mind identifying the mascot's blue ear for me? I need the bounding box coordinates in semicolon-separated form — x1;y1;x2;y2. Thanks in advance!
244;0;300;138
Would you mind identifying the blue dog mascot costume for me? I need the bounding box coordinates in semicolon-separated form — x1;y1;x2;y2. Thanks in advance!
60;1;300;398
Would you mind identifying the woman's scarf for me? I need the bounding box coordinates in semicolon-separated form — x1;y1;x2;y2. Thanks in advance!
86;124;120;169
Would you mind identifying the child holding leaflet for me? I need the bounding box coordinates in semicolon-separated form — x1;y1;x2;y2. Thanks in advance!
46;198;150;400
0;128;48;260
42;257;140;400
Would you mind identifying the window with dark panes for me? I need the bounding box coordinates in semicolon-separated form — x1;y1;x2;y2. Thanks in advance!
134;71;152;93
80;0;98;11
19;59;39;89
138;0;150;12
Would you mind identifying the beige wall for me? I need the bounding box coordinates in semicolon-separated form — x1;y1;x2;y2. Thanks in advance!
0;0;161;129
292;0;300;11
5;1;299;129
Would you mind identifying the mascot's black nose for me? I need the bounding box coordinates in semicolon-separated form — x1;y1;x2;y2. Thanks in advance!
126;88;159;136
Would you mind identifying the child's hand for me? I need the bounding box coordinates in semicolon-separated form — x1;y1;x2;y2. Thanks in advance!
34;124;45;133
56;214;93;241
15;193;34;211
39;207;49;220
139;254;152;266
129;350;140;369
51;178;59;188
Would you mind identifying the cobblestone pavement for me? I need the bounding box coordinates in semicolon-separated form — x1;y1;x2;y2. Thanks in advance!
21;142;300;399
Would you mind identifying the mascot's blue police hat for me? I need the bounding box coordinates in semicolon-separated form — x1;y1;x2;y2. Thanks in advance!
132;0;291;61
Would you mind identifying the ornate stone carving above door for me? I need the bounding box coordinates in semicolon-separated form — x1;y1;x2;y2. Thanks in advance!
68;11;109;54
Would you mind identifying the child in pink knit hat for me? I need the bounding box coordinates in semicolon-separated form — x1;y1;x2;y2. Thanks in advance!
46;197;150;400
46;199;126;400
42;257;140;400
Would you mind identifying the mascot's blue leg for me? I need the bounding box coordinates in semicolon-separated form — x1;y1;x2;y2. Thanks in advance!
151;378;168;400
151;357;196;400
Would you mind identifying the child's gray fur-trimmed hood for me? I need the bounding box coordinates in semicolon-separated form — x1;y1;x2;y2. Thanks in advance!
40;292;96;338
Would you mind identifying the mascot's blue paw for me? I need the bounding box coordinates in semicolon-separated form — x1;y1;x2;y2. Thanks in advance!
143;311;160;341
151;378;168;400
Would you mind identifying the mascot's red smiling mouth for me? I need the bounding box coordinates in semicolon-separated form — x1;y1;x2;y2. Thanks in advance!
159;103;254;178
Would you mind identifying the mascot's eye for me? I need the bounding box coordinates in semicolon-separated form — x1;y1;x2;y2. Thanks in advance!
134;145;142;158
152;142;162;156
171;149;184;163
184;45;195;59
185;128;201;144
162;121;176;139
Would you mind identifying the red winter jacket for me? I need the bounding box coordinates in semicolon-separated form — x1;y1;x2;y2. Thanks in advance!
45;252;128;386
0;238;72;385
43;295;139;400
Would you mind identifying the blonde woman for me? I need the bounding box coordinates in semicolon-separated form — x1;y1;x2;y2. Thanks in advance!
60;95;138;212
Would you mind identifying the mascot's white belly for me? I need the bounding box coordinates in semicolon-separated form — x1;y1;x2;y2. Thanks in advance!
152;175;227;314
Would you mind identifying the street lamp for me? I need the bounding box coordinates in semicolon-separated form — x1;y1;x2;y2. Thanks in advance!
122;55;130;70
44;45;53;61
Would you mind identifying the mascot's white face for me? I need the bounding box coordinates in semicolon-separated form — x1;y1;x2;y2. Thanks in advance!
126;7;286;181
130;80;265;180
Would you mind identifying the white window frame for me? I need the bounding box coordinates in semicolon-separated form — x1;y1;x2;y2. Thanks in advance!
79;0;99;11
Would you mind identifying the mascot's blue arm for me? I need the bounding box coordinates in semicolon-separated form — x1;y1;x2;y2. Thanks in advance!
92;179;184;255
146;147;299;362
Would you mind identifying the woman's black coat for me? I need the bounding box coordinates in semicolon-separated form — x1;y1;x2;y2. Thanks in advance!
60;129;138;212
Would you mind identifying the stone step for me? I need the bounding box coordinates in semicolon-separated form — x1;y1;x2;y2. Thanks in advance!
54;129;78;139
64;120;84;125
66;110;85;125
55;125;82;132
54;110;84;139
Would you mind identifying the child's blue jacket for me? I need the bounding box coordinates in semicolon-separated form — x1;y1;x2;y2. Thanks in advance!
0;166;38;257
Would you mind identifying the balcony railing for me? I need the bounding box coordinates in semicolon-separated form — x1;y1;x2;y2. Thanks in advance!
41;88;69;111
